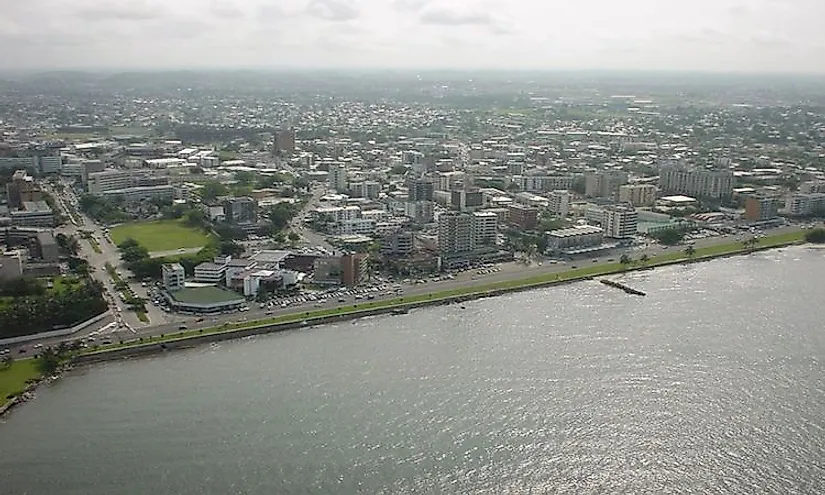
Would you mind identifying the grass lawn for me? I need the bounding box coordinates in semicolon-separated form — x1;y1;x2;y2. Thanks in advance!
0;359;41;407
84;230;808;356
110;220;212;252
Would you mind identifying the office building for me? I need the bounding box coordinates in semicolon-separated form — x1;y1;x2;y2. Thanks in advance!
404;200;435;224
273;128;296;154
547;226;604;251
548;189;571;217
619;184;658;207
744;195;779;222
0;250;24;280
380;230;414;256
508;204;538;230
472;211;498;248
658;165;734;200
512;175;575;193
327;162;347;192
100;185;176;204
6;170;42;209
162;263;186;291
438;212;474;256
194;256;231;284
585;171;628;198
408;178;435;202
223;197;258;224
786;193;825;217
11;201;54;227
602;206;638;239
450;189;483;212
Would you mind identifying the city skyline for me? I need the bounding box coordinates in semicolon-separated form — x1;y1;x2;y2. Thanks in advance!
2;0;825;73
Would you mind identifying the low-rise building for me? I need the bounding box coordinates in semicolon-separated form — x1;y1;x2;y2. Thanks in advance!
547;226;604;251
11;201;54;227
786;193;825;217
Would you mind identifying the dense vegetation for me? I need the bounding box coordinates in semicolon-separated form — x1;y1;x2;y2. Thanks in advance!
0;277;108;339
649;227;688;246
79;194;132;224
804;228;825;243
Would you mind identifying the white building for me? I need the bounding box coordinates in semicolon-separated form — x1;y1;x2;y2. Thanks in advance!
548;190;570;217
547;225;604;251
472;211;498;248
602;206;638;239
194;256;230;284
438;212;474;255
327;162;347;192
162;263;185;291
658;165;734;200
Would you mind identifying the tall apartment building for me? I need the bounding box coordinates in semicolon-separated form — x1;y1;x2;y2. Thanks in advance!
585;171;628;198
87;169;170;195
437;212;474;256
658;165;734;200
471;211;498;248
408;177;435;202
223;197;258;224
602;206;638;239
548;190;571;217
273;128;296;154
786;193;825;216
327;162;347;192
512;175;575;193
744;195;779;222
619;184;657;207
508;203;538;230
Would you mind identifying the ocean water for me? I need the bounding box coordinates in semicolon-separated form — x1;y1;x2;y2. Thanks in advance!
1;246;824;494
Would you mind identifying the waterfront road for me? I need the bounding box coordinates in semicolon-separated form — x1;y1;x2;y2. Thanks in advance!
8;222;812;355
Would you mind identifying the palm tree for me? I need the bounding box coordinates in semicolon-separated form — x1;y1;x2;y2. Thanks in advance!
639;253;650;266
743;237;759;252
684;245;696;258
619;254;632;268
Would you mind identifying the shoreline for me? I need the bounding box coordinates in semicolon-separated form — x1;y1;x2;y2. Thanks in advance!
73;233;805;364
0;232;809;418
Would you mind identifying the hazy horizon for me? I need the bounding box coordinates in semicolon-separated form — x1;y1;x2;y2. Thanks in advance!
2;0;825;73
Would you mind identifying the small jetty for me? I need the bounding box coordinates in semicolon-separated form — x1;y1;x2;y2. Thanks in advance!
600;279;646;296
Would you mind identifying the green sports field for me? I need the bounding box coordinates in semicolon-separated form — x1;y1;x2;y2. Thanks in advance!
109;220;212;252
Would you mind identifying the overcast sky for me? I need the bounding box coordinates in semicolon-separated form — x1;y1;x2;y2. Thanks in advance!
2;0;824;72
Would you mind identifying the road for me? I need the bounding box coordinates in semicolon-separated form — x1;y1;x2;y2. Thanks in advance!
26;223;803;352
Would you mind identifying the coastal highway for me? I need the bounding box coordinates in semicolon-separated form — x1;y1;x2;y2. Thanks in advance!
7;223;811;355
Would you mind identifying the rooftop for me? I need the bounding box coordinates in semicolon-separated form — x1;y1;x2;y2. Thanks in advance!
170;286;244;304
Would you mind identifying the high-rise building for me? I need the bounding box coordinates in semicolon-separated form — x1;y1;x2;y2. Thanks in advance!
471;211;498;248
162;263;186;291
438;212;474;256
327;162;347;192
223;197;258;224
508;203;539;230
6;170;41;209
744;195;779;221
602;206;638;239
619;184;658;207
658;165;734;200
273;128;296;155
585;171;628;198
450;189;483;212
548;190;570;217
408;178;435;202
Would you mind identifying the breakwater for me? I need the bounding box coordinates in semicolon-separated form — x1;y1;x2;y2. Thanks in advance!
600;279;647;296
